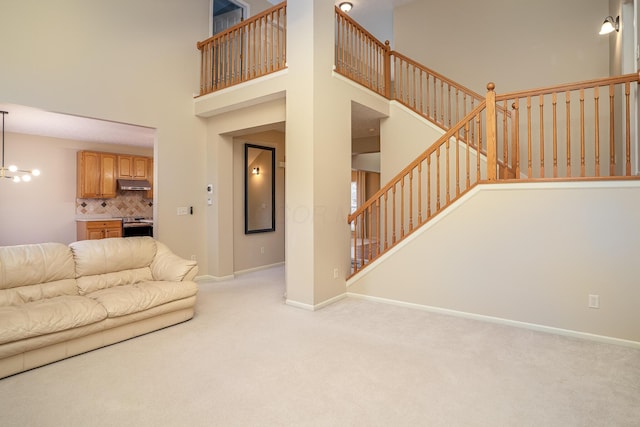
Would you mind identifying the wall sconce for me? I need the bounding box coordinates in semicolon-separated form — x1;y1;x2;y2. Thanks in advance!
339;2;353;13
252;167;260;175
599;16;619;35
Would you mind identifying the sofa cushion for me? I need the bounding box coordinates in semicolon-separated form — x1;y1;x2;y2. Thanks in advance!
0;243;77;308
76;267;153;296
70;237;157;277
0;295;107;345
87;280;198;318
0;243;75;291
0;279;78;307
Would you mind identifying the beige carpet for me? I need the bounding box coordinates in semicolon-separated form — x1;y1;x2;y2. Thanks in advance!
0;265;639;426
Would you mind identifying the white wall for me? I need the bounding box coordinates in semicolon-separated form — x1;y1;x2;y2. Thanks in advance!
0;132;152;245
0;0;210;265
394;0;610;95
348;182;640;343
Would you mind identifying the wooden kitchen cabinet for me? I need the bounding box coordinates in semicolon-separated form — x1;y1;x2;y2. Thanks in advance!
77;151;117;198
118;155;149;180
146;158;154;199
76;220;122;240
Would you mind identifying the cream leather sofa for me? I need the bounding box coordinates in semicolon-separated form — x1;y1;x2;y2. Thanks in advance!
0;236;198;378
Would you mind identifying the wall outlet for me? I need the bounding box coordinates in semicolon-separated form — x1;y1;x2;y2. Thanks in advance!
177;206;188;216
260;246;265;254
333;268;339;279
190;255;197;261
588;294;600;309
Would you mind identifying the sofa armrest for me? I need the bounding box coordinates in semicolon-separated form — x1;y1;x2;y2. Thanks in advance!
151;242;198;282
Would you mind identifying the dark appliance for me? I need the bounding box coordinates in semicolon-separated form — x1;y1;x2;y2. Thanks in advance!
122;217;153;237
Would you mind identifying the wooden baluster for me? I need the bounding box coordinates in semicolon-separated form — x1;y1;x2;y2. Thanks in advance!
384;41;391;99
539;95;545;178
359;214;365;268
352;216;357;273
502;100;508;177
440;79;444;126
580;88;585;177
436;147;441;210
609;84;615;176
367;205;373;261
594;86;600;177
409;171;414;232
445;138;450;203
383;192;389;250
433;77;437;124
447;84;452;129
419;70;424;116
526;96;532;178
626;82;631;176
552;93;558;178
512;101;520;178
404;60;410;104
456;88;460;129
465;122;471;188
455;128;460;196
417;162;423;224
392;184;397;244
412;64;417;110
425;74;431;118
486;83;497;181
426;156;432;218
476;113;481;181
375;198;381;257
566;91;572;177
400;176;405;238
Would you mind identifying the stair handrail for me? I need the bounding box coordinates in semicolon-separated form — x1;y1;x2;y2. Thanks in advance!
348;99;490;275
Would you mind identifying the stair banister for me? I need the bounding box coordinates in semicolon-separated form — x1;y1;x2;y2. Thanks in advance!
486;82;497;181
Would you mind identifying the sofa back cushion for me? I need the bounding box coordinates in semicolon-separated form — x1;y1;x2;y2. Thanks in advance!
0;243;77;306
70;237;157;295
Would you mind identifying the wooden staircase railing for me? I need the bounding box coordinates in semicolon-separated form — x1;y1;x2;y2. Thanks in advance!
349;99;490;275
196;1;287;96
349;75;640;276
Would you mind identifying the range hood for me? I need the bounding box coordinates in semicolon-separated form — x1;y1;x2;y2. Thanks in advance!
118;179;152;191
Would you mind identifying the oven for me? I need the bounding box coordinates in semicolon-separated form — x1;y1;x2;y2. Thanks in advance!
122;218;154;237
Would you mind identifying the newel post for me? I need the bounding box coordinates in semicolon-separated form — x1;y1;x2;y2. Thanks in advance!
384;40;391;99
485;82;497;181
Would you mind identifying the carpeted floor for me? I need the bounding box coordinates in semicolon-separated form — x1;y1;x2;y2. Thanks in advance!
0;265;639;426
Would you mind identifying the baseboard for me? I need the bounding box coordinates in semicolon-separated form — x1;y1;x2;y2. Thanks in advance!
286;292;347;311
195;274;234;283
234;262;285;276
347;293;640;349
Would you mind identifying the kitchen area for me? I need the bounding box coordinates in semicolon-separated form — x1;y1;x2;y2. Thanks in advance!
75;150;154;240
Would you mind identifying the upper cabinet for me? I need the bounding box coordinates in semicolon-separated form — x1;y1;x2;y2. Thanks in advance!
77;151;117;198
118;155;149;180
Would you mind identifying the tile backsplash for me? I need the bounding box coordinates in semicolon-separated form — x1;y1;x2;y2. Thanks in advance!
76;191;153;218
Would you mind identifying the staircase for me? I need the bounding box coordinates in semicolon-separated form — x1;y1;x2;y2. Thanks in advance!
335;7;640;277
196;3;640;278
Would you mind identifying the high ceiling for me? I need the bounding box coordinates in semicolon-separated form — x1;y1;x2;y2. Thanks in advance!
3;1;410;148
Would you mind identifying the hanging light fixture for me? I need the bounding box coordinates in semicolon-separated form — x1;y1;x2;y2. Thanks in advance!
0;111;40;183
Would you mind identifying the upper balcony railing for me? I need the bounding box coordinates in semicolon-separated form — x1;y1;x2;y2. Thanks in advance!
196;1;287;96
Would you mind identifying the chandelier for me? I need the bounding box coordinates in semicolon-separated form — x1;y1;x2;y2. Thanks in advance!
1;110;40;182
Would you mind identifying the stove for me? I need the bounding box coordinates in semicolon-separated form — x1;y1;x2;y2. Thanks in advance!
122;217;153;236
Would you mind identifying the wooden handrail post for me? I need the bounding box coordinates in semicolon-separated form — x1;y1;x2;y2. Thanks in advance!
486;82;497;181
384;40;391;99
